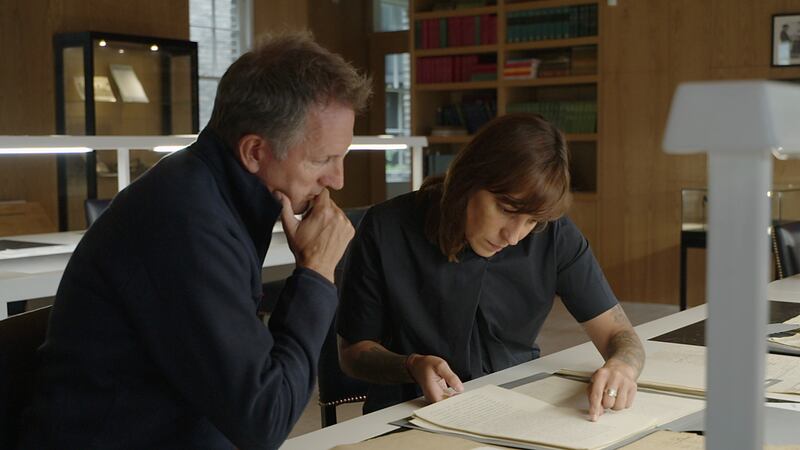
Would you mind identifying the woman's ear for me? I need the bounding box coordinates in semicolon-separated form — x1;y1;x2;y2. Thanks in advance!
236;134;271;174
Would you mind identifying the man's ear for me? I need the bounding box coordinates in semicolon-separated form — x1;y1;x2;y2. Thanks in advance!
236;134;272;174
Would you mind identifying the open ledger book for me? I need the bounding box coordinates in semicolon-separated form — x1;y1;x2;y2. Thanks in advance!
408;376;704;450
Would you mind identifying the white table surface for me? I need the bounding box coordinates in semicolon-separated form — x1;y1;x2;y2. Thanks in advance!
767;273;800;303
283;284;800;450
0;227;294;319
280;305;712;450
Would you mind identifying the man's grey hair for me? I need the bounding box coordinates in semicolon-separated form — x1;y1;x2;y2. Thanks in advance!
208;31;372;159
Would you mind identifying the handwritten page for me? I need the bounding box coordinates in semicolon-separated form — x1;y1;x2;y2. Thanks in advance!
411;378;704;450
560;342;800;398
513;376;703;427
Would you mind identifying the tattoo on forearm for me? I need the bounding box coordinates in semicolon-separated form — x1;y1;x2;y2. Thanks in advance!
352;344;414;384
611;304;630;326
609;329;645;376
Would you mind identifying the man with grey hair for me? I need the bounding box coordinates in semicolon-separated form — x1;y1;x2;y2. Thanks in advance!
20;33;371;450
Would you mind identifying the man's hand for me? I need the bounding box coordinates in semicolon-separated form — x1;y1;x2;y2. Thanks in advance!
275;189;354;283
406;354;464;403
586;358;638;421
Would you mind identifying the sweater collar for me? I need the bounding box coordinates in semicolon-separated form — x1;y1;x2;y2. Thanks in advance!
190;128;282;262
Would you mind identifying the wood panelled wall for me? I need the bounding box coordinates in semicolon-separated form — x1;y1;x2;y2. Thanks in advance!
0;0;189;232
598;0;800;306
253;0;386;208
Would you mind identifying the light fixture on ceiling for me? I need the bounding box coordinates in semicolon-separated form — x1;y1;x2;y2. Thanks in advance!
0;147;92;155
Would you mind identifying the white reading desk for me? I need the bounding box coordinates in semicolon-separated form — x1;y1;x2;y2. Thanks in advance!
0;227;294;319
282;289;800;450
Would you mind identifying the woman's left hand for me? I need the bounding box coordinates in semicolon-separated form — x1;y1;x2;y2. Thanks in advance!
586;358;638;421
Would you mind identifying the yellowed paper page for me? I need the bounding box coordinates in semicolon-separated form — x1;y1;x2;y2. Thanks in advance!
513;376;704;427
408;416;562;450
561;342;800;396
330;429;515;450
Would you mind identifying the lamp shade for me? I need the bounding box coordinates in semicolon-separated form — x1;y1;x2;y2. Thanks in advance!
662;80;800;157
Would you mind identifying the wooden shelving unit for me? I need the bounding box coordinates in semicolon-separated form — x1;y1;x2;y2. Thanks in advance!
502;74;597;88
415;44;498;57
505;0;597;12
414;5;498;20
411;0;601;240
504;36;597;51
415;80;499;91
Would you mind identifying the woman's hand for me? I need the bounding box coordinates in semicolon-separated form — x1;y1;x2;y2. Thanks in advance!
406;354;464;403
586;358;639;421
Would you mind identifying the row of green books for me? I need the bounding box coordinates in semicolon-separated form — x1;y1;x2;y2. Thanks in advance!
507;101;596;133
507;5;598;43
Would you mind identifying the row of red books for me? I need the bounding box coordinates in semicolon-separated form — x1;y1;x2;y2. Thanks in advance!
415;14;498;49
417;56;497;84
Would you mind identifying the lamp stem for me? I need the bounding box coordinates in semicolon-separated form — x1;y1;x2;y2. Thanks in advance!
705;151;770;450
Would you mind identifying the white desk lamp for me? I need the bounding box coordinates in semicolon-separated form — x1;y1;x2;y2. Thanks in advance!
663;80;800;450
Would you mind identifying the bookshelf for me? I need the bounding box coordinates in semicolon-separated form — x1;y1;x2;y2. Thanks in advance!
410;0;600;242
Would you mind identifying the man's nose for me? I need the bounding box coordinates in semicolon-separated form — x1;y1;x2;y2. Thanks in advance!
323;159;344;190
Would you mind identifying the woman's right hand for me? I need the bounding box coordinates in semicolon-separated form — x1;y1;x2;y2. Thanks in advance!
406;354;464;403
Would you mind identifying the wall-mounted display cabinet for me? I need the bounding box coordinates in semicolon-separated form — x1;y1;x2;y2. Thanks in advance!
410;0;600;241
54;31;198;230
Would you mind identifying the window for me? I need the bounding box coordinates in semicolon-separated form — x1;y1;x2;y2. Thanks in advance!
374;0;409;32
190;0;252;128
375;0;411;185
384;53;411;183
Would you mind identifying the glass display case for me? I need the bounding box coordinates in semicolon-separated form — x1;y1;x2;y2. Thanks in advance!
679;185;800;310
681;186;800;232
54;32;198;230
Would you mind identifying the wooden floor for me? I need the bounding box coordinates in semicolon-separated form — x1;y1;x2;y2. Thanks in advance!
287;300;679;438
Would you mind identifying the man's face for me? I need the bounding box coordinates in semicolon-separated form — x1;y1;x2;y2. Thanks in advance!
259;103;355;214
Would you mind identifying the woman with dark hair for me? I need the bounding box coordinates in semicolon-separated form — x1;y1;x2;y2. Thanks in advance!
337;114;644;421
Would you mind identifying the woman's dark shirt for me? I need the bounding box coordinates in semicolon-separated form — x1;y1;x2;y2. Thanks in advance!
337;189;618;413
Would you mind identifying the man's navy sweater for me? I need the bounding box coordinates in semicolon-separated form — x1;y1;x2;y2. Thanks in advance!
19;129;337;449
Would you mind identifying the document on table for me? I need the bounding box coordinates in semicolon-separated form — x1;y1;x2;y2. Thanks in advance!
559;342;800;399
769;314;800;354
617;430;800;450
408;377;704;450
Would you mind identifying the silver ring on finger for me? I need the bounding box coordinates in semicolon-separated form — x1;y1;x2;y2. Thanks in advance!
605;387;618;398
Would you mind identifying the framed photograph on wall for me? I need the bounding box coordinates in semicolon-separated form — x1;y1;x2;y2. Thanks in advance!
773;13;800;66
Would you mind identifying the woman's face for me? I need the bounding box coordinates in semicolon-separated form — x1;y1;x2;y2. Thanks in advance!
464;189;538;258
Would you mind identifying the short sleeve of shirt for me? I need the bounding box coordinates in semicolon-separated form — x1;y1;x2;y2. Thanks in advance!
337;208;388;344
553;217;618;323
